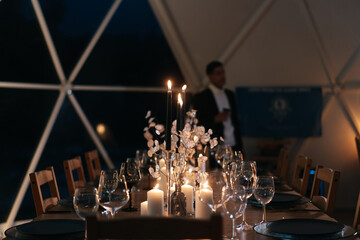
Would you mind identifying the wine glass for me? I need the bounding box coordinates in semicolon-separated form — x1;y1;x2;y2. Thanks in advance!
222;183;246;240
98;169;119;216
215;144;232;169
73;186;99;220
253;176;275;224
236;160;257;231
122;157;142;211
98;174;129;217
199;170;226;213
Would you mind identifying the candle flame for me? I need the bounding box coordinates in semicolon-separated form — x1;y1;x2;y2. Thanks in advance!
178;93;183;106
199;154;203;157
203;181;208;188
167;80;172;90
182;85;187;91
154;184;159;189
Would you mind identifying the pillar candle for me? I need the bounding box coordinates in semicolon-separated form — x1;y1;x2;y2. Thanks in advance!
165;80;172;150
181;183;194;215
159;167;167;194
147;186;164;216
195;187;213;219
141;201;148;216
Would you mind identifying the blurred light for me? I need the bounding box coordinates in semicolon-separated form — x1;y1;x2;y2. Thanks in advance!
96;123;106;135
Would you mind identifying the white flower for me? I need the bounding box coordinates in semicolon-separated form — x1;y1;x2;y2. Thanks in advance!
145;110;151;119
210;137;218;149
144;131;153;141
147;139;154;148
148;117;155;124
207;129;213;135
155;124;165;133
198;155;208;163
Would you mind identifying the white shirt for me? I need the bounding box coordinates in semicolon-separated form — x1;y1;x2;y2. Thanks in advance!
208;83;236;146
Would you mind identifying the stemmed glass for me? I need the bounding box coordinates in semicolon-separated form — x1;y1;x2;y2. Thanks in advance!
253;176;275;224
215;144;232;170
98;169;129;217
222;183;246;240
73;186;99;220
199;170;226;213
236;160;257;231
122;157;142;211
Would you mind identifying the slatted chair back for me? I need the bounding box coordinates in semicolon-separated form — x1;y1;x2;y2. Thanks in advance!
291;155;312;196
86;214;223;240
29;166;60;216
85;149;101;181
353;192;360;231
275;148;289;180
63;156;86;196
310;164;340;217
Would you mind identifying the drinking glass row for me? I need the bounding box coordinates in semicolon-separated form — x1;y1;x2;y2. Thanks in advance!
73;157;142;219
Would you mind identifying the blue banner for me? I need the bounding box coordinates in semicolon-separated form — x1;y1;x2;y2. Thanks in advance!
236;87;322;138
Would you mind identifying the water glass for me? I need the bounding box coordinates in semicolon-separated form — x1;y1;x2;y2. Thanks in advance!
73;186;99;220
253;176;275;223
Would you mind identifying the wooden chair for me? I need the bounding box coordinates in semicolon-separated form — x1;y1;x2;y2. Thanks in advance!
291;155;312;196
63;156;87;196
86;214;223;240
274;148;289;180
353;192;360;231
85;149;101;181
29;166;60;216
310;164;340;217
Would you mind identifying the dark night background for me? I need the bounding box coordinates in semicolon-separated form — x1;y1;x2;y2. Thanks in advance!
0;0;184;221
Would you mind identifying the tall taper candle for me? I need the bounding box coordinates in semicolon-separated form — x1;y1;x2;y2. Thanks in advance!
182;84;187;127
176;93;181;132
165;80;172;150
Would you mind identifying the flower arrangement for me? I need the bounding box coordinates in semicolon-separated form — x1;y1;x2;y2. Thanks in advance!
143;109;218;180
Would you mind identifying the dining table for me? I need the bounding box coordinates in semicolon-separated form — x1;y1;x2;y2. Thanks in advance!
4;171;358;240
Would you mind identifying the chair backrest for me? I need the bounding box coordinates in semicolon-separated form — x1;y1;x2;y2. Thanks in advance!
63;156;87;196
310;164;340;217
353;192;360;231
86;214;223;240
291;155;312;196
29;166;60;216
85;149;101;181
275;148;289;180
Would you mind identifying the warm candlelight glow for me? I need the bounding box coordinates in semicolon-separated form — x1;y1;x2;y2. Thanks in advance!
154;184;159;189
199;154;203;157
167;80;172;91
194;135;199;143
203;181;208;188
182;85;187;91
185;180;189;185
177;93;183;106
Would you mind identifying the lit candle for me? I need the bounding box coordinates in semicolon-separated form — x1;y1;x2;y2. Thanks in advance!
141;201;148;216
176;93;183;131
182;84;187;122
147;184;164;216
165;80;172;150
195;182;213;219
181;181;194;215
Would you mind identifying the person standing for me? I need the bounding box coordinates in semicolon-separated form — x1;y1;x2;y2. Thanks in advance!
192;61;243;153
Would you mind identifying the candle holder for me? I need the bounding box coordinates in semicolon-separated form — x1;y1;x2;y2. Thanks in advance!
165;150;172;215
